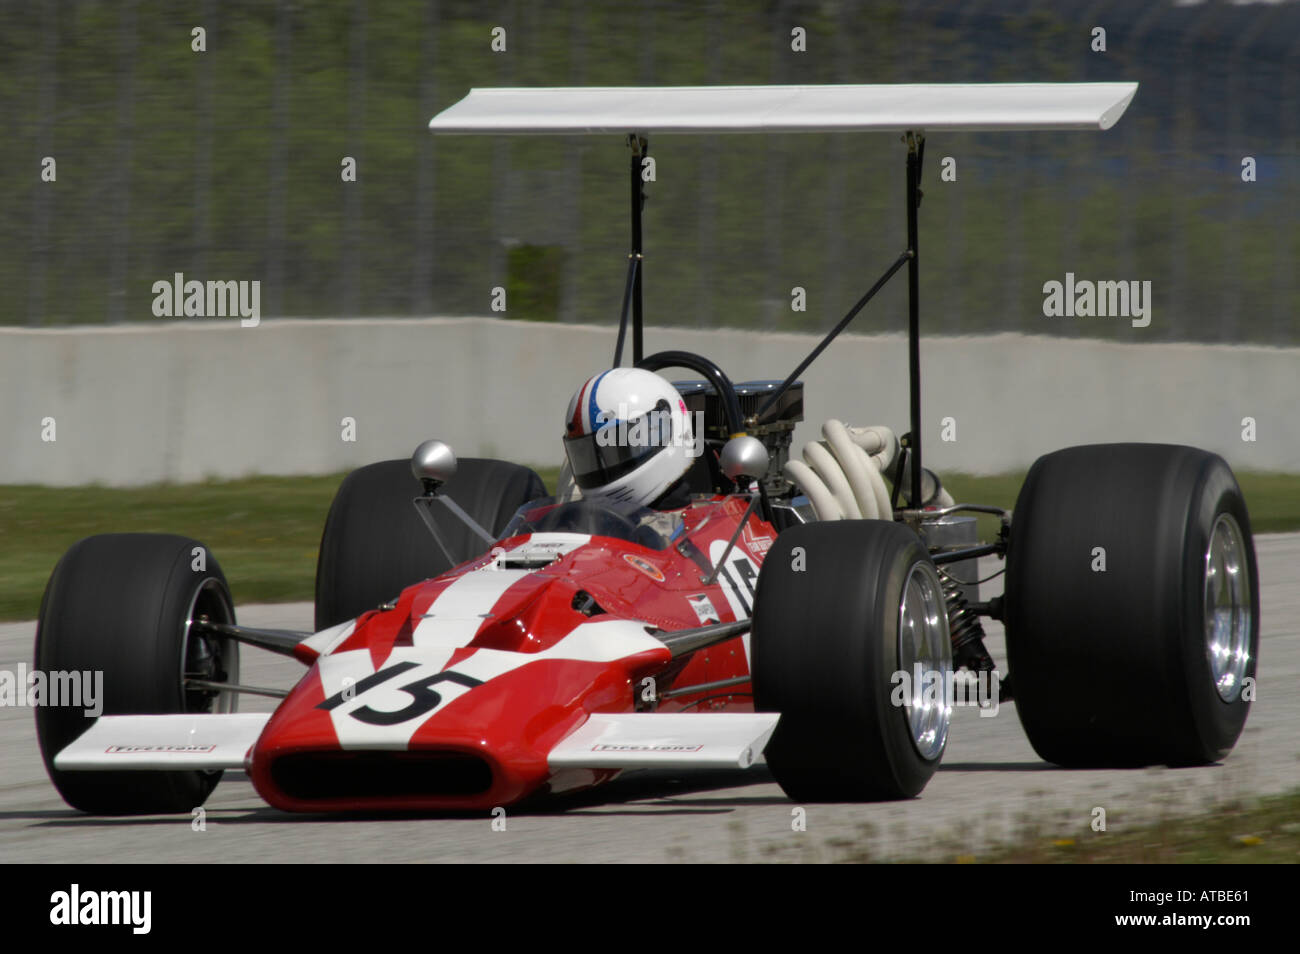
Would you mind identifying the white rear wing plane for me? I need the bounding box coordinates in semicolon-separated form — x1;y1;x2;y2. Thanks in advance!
429;82;1138;135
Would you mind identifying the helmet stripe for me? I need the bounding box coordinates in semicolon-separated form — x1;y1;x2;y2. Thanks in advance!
587;369;610;432
569;379;590;435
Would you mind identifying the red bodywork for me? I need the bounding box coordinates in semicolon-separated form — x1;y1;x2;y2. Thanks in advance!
247;496;773;812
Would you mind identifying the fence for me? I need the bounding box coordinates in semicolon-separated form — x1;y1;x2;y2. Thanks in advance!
2;0;1296;344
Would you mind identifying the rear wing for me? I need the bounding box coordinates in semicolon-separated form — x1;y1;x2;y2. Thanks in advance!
429;83;1137;134
428;83;1137;508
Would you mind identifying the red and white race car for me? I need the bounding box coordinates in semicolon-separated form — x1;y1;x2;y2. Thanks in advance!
35;83;1258;815
38;350;963;813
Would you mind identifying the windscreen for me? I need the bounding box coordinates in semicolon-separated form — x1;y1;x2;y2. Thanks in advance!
500;496;680;551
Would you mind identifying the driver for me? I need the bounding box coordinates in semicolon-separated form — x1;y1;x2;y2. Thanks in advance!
562;368;696;533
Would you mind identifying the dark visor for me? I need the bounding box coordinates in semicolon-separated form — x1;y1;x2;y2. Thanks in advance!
564;400;673;490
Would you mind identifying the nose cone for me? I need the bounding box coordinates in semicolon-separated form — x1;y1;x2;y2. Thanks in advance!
246;664;554;813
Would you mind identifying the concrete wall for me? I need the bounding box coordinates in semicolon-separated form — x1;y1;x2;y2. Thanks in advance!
2;317;1295;487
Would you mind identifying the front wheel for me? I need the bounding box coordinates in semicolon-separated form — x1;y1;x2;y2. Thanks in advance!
752;520;953;801
35;533;240;814
1004;443;1259;767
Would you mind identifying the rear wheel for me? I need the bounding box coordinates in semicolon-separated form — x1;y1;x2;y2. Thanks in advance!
752;520;952;801
314;457;546;630
35;533;239;814
1004;443;1259;767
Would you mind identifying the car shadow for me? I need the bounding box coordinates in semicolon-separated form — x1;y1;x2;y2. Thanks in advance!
13;767;785;826
527;766;786;816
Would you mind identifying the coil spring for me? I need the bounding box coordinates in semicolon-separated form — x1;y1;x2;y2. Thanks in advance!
937;566;988;664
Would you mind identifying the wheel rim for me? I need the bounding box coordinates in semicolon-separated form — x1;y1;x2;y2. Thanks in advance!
1204;513;1251;703
182;578;240;715
897;561;952;761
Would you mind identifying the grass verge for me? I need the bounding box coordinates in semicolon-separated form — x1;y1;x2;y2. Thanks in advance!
927;789;1300;864
728;789;1300;863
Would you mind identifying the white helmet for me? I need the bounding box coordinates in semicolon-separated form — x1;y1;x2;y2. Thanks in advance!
563;368;695;513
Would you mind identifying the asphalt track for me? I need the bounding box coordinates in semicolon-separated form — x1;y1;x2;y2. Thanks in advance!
2;534;1297;863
